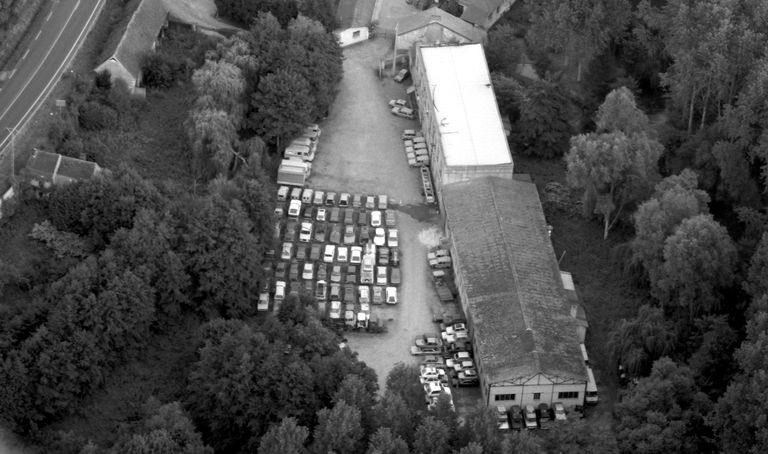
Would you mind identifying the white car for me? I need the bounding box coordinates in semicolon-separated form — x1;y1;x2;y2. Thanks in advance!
281;242;293;260
288;199;301;217
370;210;382;227
302;263;314;280
258;292;269;311
377;266;388;286
316;207;327;222
358;285;370;304
374;228;386;246
329;300;342;320
299;222;313;242
350;246;363;264
274;281;286;303
313;190;325;205
385;286;397;304
337;246;349;262
324;245;336;263
387;229;399;247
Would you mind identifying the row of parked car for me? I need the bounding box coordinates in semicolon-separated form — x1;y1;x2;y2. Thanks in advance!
277;186;390;211
498;402;569;431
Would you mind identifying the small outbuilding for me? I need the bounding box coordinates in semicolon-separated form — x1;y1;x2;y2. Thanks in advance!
22;149;104;189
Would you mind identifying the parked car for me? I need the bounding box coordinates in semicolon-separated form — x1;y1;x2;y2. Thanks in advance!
350;246;363;264
324;245;335;263
415;334;442;348
330;283;341;300
337;246;348;262
497;406;510;430
316;207;327;222
345;265;357;284
360;226;371;243
275;261;287;280
310;244;322;261
391;106;414;119
299;222;313;242
510;406;524;430
274;281;286;303
457;369;479;386
295;245;308;261
374;228;386;246
325;192;337;206
258;292;269;311
330;207;341;223
553;402;567;422
331;265;342;283
390;247;400;266
376;266;388;285
329;300;342;320
378;195;388;210
538;403;552;429
313;190;325;205
370;210;382;226
385;210;396;227
344;284;356;304
421;355;445;367
372;286;384;304
357;211;368;226
385;286;398;305
387;229;399;247
281;242;293;260
388;99;408;107
317;264;328;281
390;267;401;285
284;220;297;241
344;208;355;225
453;359;475;373
329;225;342;244
314;224;326;242
419;366;447;385
524;405;538;430
289;262;299;281
358;285;370;304
288;199;301;217
378;247;390;266
393;68;409;82
302;263;314;280
410;345;443;356
315;280;327;301
344;225;356;244
352;193;362;208
339;192;351;207
365;195;376;209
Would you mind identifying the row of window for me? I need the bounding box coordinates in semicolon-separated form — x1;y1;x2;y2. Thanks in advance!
493;391;580;402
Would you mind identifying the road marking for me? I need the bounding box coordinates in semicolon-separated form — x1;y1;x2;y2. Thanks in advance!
1;0;99;152
46;11;53;21
35;30;42;40
9;69;15;79
22;49;29;60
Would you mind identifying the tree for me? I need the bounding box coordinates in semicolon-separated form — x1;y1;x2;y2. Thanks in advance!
141;52;182;89
656;214;737;318
540;418;619;453
566;131;662;238
631;169;710;288
484;25;525;76
333;374;377;434
413;416;450;454
509;81;573;159
366;427;409;454
372;392;416;445
687;316;739;397
385;363;427;412
455;442;483;454
460;406;504;454
595;87;650;136
614;357;713;454
249;69;315;145
258;417;309;454
608;305;677;376
297;0;337;30
192;59;247;127
186;107;239;176
311;402;364;454
745;233;768;299
78;101;118;130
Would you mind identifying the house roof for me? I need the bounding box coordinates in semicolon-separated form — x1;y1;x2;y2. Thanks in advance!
418;44;511;167
396;6;484;42
98;0;168;80
442;176;587;384
24;150;100;182
458;0;506;26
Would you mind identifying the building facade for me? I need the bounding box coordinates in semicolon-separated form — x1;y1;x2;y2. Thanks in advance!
411;44;514;211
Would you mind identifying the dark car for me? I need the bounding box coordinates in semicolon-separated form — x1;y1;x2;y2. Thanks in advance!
385;210;397;227
538;403;552;430
344;284;356;304
331;265;342;283
330;207;341;223
310;244;322;261
343;225;356;245
360;226;371;243
289;262;299;281
317;264;328;281
302;205;314;220
510;406;524;430
275;261;287;280
390;247;400;267
352;194;363;208
344;208;355;225
284;220;297;241
314;224;326;242
390;267;401;285
346;265;358;284
357;211;368;226
296;245;308;261
325;192;337;206
329;225;342;244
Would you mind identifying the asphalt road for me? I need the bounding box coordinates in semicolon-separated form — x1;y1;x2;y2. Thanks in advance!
0;0;103;153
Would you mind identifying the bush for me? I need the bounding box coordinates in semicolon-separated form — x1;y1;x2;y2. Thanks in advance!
78;102;118;131
140;52;182;89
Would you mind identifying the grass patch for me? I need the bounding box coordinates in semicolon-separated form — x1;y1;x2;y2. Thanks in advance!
514;153;651;413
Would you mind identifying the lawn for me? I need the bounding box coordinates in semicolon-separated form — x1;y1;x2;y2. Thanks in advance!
513;153;651;414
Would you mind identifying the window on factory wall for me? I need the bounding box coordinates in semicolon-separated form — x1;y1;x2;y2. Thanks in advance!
532;393;541;400
494;394;515;401
558;391;579;399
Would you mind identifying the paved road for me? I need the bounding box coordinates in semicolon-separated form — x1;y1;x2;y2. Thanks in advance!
0;0;103;154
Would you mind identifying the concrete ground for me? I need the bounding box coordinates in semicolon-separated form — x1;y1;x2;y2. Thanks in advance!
309;37;449;394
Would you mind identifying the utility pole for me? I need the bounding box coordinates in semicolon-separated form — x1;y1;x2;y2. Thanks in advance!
5;127;18;177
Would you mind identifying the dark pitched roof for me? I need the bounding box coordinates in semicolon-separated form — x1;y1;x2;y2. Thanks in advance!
99;0;168;79
24;150;100;182
458;0;505;26
396;6;484;42
443;176;586;384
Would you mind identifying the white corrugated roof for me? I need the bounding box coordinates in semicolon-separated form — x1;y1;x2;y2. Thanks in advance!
420;44;512;167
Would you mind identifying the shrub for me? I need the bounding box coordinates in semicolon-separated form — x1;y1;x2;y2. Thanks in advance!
78;102;118;131
140;52;181;89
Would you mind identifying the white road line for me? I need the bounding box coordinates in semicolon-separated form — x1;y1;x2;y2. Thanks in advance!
0;0;78;124
35;30;42;40
9;69;15;79
46;11;53;21
22;49;29;60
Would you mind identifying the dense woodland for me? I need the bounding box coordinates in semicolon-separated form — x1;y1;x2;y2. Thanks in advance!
1;0;768;452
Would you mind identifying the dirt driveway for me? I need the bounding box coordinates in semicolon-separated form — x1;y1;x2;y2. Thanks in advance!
309;38;447;393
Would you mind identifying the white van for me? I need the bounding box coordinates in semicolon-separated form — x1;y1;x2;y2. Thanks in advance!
285;143;315;162
301;188;314;204
291;136;317;152
290;187;302;200
585;367;599;405
277;185;290;201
